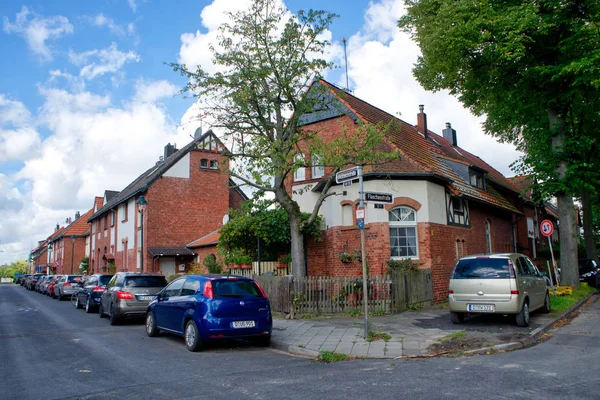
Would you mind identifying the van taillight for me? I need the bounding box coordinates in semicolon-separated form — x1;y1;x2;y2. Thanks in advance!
203;281;214;299
510;290;519;295
116;291;134;300
508;261;516;278
448;289;454;294
64;282;72;287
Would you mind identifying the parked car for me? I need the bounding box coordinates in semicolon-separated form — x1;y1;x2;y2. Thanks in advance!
47;275;62;297
53;275;83;300
448;253;551;327
36;276;51;293
18;274;31;286
145;274;272;351
26;273;46;291
73;274;113;312
578;259;599;287
99;273;168;325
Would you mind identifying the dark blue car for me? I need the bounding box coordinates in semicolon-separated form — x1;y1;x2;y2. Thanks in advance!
145;274;272;351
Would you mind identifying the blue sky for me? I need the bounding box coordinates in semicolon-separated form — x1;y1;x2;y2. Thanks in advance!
0;0;521;263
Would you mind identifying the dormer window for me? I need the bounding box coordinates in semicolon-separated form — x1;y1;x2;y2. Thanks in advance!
446;192;470;226
469;169;485;189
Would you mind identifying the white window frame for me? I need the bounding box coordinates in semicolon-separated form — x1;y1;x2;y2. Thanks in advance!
311;154;324;179
389;207;419;259
293;154;306;182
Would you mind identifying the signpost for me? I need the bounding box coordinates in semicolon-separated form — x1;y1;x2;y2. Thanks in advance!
540;220;559;287
365;192;393;203
335;167;359;184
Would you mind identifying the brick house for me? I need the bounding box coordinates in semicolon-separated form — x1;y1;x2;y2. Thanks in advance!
30;240;48;274
47;209;94;275
87;130;247;276
293;80;550;301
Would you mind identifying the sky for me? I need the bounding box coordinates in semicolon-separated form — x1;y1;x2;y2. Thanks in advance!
0;0;522;264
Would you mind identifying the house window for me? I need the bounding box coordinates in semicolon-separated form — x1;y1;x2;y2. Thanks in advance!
121;203;128;222
469;169;485;189
110;211;115;227
293;154;306;182
485;220;492;253
389;207;418;258
200;159;208;169
342;204;353;226
209;160;218;170
446;193;470;226
311;155;324;179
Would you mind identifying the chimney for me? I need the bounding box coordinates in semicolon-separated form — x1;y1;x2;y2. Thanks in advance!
194;127;202;140
442;122;457;146
75;211;80;220
416;105;428;138
164;143;176;159
55;224;59;232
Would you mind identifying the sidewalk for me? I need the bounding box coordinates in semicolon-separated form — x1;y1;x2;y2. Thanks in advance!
270;295;596;359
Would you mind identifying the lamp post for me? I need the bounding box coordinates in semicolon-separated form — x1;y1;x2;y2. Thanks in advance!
70;235;76;274
136;195;148;273
47;243;53;275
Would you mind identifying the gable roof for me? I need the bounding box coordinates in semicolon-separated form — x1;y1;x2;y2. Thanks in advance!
89;130;229;222
187;230;220;248
312;79;521;214
57;207;94;238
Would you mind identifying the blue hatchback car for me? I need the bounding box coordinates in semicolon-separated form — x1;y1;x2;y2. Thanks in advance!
145;274;272;351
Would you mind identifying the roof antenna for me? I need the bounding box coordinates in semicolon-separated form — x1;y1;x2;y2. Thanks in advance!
342;37;349;91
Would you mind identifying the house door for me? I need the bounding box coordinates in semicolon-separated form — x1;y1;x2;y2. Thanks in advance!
159;258;177;277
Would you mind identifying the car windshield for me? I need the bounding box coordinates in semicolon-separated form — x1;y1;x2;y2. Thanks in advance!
579;260;597;274
99;275;113;285
451;258;511;279
123;276;167;288
213;280;264;299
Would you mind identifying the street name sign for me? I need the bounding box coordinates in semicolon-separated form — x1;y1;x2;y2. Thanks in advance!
365;192;393;203
336;167;360;184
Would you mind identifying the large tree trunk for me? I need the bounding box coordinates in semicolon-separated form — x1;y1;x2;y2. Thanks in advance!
549;109;579;287
289;213;306;278
581;186;600;265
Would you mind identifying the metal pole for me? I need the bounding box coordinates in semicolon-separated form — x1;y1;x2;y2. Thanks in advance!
140;212;144;273
71;241;75;274
257;237;261;276
358;165;369;338
548;236;557;285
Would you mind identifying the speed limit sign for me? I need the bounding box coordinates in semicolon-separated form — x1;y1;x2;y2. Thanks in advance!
540;220;554;237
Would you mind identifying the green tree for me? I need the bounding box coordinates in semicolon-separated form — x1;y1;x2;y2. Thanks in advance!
399;0;600;286
171;0;397;277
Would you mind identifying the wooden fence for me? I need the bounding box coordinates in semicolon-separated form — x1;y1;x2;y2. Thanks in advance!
253;269;433;316
226;261;291;278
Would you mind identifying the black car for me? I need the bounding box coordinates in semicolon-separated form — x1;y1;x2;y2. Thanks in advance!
73;274;114;313
579;259;599;287
26;273;46;290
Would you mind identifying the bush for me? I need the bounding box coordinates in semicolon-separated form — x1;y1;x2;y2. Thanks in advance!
202;254;222;274
387;258;419;274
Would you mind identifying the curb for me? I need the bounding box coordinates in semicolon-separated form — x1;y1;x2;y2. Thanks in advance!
465;292;597;356
270;341;320;358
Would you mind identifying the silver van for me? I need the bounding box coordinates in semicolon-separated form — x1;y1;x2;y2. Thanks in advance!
448;253;550;327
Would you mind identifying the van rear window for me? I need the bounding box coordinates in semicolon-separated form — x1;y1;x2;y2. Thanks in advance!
123;276;167;288
451;259;511;279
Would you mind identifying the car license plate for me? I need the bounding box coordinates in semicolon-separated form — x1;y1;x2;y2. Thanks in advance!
467;304;495;312
137;295;155;301
232;321;255;329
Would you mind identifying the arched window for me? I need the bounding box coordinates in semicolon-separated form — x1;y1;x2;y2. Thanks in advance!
389;207;418;258
485;220;492;253
342;204;353;226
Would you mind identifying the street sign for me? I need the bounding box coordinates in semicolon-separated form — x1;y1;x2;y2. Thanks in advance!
356;208;365;220
365;192;393;203
357;219;365;230
540;220;554;237
343;181;352;187
336;167;360;184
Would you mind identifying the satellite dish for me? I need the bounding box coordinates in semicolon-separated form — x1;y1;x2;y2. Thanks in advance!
222;214;230;224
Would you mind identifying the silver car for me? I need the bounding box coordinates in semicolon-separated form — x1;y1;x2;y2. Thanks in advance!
99;273;167;325
54;275;83;300
448;253;551;327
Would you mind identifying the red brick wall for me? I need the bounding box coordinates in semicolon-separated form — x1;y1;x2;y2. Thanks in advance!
60;237;87;275
90;219;113;274
307;199;515;302
143;149;231;272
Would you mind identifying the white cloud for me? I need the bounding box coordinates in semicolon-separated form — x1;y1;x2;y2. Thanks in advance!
134;79;179;103
68;43;140;80
127;0;137;13
2;6;73;61
0;95;41;162
87;13;135;36
0;94;32;126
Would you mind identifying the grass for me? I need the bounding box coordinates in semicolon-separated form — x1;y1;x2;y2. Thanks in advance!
318;351;348;363
347;309;361;317
367;330;392;342
442;330;467;340
549;284;595;316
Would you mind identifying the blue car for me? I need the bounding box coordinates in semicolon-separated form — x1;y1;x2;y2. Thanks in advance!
145;274;272;351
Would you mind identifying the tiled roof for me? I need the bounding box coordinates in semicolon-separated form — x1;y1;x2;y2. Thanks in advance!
105;190;120;202
187;230;220;248
48;226;65;241
94;196;104;212
148;247;196;257
88;130;225;222
317;80;522;214
60;207;95;238
508;175;534;200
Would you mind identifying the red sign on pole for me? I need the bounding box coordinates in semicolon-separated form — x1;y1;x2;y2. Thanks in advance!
540;220;554;237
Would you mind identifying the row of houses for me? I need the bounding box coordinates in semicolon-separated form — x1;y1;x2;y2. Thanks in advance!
30;79;559;301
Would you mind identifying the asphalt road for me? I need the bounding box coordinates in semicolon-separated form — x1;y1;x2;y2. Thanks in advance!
2;283;599;400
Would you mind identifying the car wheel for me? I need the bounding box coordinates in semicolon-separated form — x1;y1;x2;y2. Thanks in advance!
85;297;94;313
146;312;160;337
184;320;203;352
99;302;107;318
516;301;530;327
109;304;122;326
450;311;465;324
541;292;551;314
252;334;271;347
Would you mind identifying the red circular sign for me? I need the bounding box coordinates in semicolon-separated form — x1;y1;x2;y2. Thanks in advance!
540;220;554;237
